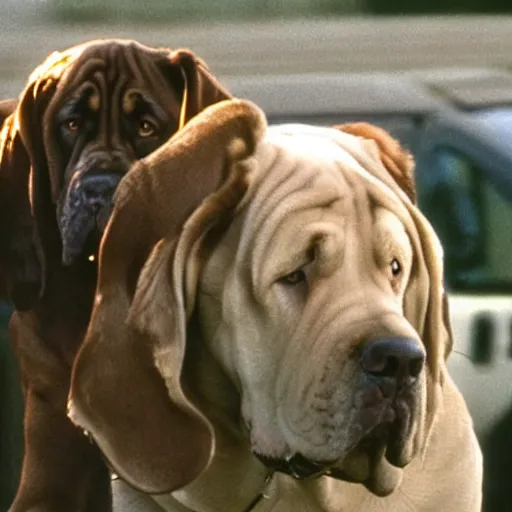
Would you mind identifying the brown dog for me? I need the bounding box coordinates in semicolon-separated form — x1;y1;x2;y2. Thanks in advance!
0;40;230;511
69;100;482;511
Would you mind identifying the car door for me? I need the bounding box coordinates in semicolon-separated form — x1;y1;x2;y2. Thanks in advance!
414;113;512;443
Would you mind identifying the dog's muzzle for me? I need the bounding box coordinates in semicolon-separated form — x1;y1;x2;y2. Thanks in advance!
254;337;426;488
58;172;122;265
357;337;425;465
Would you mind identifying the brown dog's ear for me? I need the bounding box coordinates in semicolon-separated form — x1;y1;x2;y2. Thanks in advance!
0;76;57;309
0;111;40;308
0;98;28;303
68;99;266;494
160;48;231;128
335;122;416;203
0;50;72;309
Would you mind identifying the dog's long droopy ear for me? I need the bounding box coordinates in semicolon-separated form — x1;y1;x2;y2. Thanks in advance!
0;98;34;305
335;122;416;203
0;74;58;309
0;110;38;309
163;48;231;128
0;52;72;309
408;212;453;372
68;99;266;494
402;203;453;450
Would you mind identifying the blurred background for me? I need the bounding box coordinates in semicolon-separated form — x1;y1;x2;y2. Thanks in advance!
2;0;512;95
2;1;512;511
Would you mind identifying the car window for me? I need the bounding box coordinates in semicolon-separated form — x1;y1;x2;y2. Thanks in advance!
417;147;512;293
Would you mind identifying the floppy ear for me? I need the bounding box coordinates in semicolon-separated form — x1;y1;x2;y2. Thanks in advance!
0;69;60;309
0;110;38;308
0;50;72;309
68;99;266;494
160;48;231;128
335;122;416;203
401;200;453;454
407;209;453;371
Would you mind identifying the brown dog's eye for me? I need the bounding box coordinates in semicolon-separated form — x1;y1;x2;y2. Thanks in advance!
138;119;156;138
280;269;307;286
391;258;402;276
66;119;80;132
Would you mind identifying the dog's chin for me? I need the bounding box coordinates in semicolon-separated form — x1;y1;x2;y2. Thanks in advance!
332;449;405;497
254;437;406;498
59;201;112;266
329;423;408;497
253;408;416;498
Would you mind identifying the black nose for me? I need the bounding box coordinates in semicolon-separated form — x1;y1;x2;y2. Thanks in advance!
360;337;425;384
81;173;120;209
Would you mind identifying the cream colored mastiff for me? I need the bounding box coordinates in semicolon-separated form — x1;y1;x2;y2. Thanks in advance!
68;99;482;511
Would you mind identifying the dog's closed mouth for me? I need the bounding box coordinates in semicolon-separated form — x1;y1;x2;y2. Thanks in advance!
59;188;115;265
383;397;415;467
254;452;333;480
252;391;414;484
330;401;414;492
60;208;108;266
358;395;415;464
253;399;414;492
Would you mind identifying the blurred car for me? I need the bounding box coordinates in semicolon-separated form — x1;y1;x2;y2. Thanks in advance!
226;68;512;510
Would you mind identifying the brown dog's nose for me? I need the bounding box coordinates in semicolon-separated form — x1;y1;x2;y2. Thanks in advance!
360;337;425;384
81;173;120;209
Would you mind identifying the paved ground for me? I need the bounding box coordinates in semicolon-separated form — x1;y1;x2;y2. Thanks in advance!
1;15;512;98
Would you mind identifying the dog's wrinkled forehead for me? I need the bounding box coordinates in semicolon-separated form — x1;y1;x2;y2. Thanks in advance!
33;40;184;202
236;124;431;266
49;39;181;115
260;124;412;214
250;124;444;292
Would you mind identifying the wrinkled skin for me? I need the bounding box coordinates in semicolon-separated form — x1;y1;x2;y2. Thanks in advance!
54;78;177;264
157;126;481;511
196;132;425;496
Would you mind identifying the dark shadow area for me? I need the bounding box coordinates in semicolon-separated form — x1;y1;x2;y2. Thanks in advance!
482;405;512;511
366;0;512;14
0;304;23;510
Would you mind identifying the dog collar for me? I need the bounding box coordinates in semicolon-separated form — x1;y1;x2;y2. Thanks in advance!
110;471;274;511
242;473;274;512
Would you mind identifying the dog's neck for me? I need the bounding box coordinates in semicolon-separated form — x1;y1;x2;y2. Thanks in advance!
151;329;351;512
160;328;271;510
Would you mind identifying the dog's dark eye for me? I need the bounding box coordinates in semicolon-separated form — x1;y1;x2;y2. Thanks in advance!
138;119;157;138
280;269;307;285
391;258;402;276
65;118;80;133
